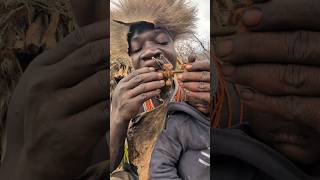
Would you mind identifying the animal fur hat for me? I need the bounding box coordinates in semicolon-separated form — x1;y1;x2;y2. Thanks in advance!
110;0;198;63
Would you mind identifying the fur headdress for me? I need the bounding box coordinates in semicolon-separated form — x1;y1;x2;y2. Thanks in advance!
110;0;198;62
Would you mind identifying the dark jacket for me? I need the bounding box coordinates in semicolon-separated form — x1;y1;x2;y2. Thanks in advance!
150;102;210;180
211;125;317;180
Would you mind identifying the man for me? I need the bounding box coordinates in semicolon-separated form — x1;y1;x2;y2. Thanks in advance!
0;0;108;179
110;0;210;179
212;0;320;179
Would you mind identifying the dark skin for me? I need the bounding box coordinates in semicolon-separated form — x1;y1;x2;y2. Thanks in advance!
215;0;320;176
110;29;210;171
71;0;105;26
0;1;108;180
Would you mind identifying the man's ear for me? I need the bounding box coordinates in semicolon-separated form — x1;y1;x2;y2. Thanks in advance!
71;0;108;27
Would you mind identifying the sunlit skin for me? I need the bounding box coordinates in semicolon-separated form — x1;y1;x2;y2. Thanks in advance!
110;27;211;172
129;29;177;70
130;29;177;102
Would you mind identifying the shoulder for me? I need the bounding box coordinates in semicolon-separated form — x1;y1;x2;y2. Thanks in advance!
165;102;210;128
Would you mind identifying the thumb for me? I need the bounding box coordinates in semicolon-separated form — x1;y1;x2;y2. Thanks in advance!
188;55;197;63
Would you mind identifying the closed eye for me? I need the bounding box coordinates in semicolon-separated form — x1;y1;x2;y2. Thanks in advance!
132;47;142;53
157;42;169;45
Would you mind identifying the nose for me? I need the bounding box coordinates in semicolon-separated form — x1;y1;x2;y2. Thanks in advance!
140;47;162;61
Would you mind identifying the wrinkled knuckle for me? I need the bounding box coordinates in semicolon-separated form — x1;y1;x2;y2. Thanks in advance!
133;75;143;84
73;28;88;46
207;83;211;91
205;60;210;66
139;93;147;101
281;64;304;91
286;31;310;62
86;42;102;66
204;72;211;81
202;83;210;92
130;71;138;78
285;96;302;121
179;75;184;81
140;83;146;92
244;34;257;58
197;82;205;91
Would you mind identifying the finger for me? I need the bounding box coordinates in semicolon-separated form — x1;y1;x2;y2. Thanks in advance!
242;0;320;31
60;70;107;115
181;82;210;92
49;38;108;87
185;91;210;105
177;71;210;82
126;71;164;89
239;88;320;131
131;89;161;104
122;67;155;82
186;90;210;114
188;101;210;114
185;60;210;71
188;55;197;63
222;64;320;96
33;21;108;66
144;58;157;68
129;80;165;97
69;100;108;140
215;32;320;65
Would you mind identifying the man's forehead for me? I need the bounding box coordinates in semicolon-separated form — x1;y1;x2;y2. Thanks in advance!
131;28;171;41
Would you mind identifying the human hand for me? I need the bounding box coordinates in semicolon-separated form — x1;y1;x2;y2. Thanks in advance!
215;0;320;133
1;20;108;180
178;56;210;114
111;67;165;123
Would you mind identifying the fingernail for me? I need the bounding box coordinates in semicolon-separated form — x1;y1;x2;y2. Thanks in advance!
221;64;235;76
160;80;165;84
158;73;163;78
149;67;155;71
242;7;263;27
185;64;192;69
240;88;254;101
215;40;233;58
178;74;183;80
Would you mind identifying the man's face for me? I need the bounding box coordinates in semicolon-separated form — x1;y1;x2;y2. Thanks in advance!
129;29;177;70
247;108;320;165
